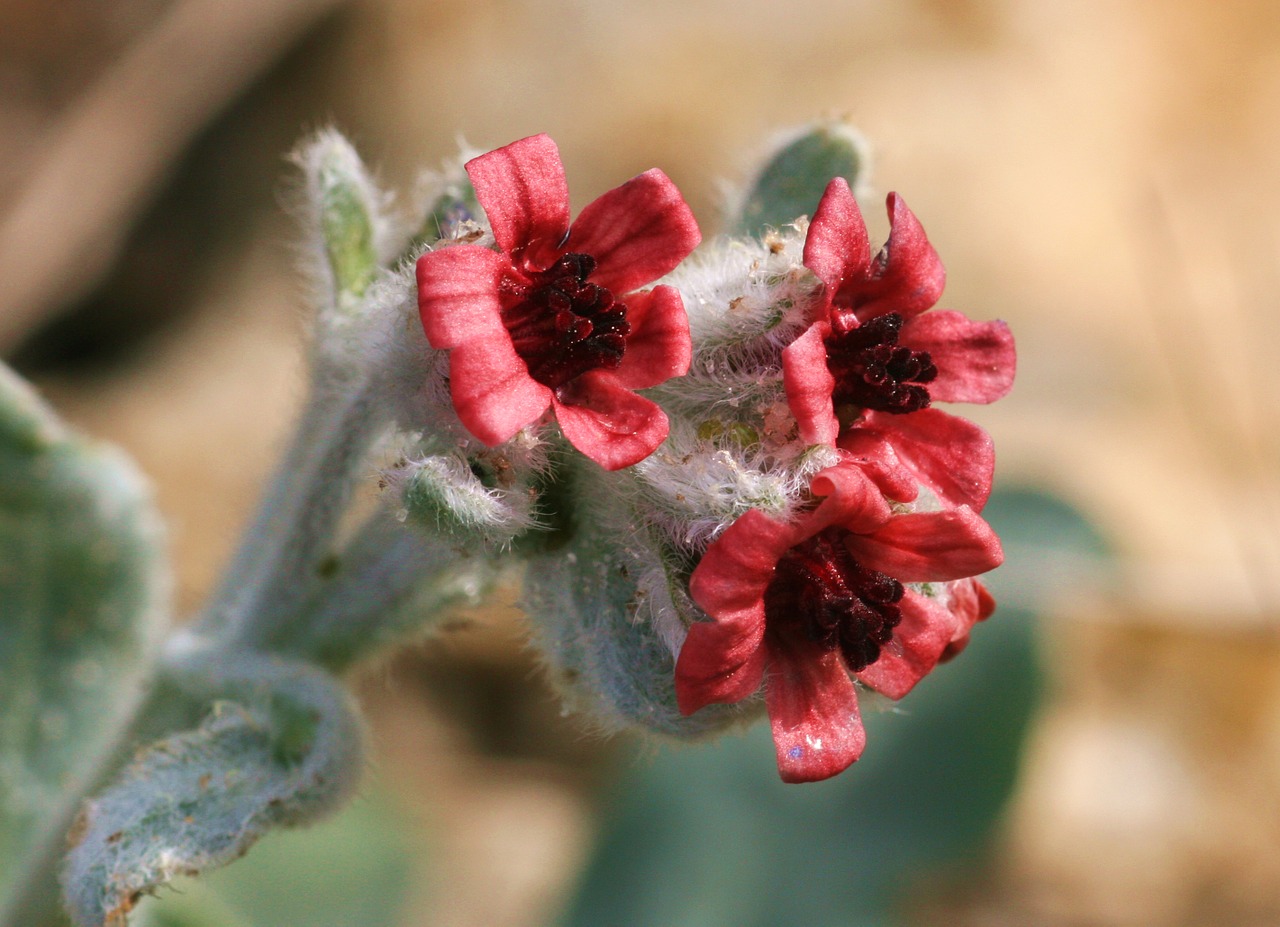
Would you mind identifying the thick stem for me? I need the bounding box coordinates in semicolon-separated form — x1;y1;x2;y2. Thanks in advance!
200;367;390;648
289;514;495;670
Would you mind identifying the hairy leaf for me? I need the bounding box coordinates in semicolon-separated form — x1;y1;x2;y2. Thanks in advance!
734;122;869;237
61;657;364;927
0;363;168;909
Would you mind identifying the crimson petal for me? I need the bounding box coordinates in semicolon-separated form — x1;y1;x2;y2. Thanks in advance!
848;505;1004;582
613;285;691;389
852;193;945;322
855;590;956;699
675;618;767;714
416;244;509;349
568;169;701;295
901;310;1016;403
446;339;552;446
803;178;871;298
553;372;669;470
766;638;865;783
781;320;839;445
851;409;995;511
465;134;571;259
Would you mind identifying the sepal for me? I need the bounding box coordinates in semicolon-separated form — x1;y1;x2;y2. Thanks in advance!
522;468;753;739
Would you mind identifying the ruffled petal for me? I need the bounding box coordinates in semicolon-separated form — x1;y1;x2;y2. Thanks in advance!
901;310;1016;403
675;618;767;714
553;372;668;470
807;464;894;535
855;590;956;699
851;409;995;511
689;509;797;621
803;178;871;300
680;509;796;714
766;638;865;783
568;169;701;295
781;321;839;445
613;285;691;389
847;505;1004;582
850;193;945;322
416;244;510;349
446;338;552;445
465;134;570;259
938;578;996;662
836;431;921;504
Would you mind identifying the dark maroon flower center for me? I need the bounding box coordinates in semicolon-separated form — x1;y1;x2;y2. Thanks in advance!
824;312;937;415
499;252;630;390
763;526;903;672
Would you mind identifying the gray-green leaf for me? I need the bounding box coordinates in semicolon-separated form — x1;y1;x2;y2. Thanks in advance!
61;656;364;927
733;121;869;237
0;363;168;910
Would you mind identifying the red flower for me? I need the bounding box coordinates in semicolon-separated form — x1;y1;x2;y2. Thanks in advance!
416;134;701;470
674;464;1003;783
782;179;1015;508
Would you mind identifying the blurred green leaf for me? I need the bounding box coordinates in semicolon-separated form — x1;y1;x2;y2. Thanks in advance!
0;363;168;909
981;485;1113;610
733;122;868;237
559;603;1041;927
62;658;364;927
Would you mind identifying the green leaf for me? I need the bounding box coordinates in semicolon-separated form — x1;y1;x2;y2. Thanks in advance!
61;656;365;927
733;122;869;237
0;363;168;909
137;777;415;927
558;604;1042;927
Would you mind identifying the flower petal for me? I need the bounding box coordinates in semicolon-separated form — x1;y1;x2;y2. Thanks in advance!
855;590;956;699
852;193;945;322
803;178;871;299
850;409;995;511
568;169;701;295
465;134;570;259
416;244;510;349
675;618;767;714
835;431;921;504
613;285;691;389
679;509;795;714
553;372;668;470
446;338;552;445
808;464;894;535
902;310;1016;403
766;638;865;783
689;509;796;622
782;321;839;445
848;505;1004;582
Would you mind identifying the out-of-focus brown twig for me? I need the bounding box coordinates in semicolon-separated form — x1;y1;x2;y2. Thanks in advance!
0;0;349;355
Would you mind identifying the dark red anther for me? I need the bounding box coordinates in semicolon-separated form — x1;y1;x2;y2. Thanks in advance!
823;312;937;415
762;526;903;672
499;251;629;389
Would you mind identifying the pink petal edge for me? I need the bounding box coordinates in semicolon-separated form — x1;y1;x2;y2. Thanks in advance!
613;285;692;390
766;640;866;783
782;321;839;445
465;134;571;260
552;372;669;470
568;168;701;296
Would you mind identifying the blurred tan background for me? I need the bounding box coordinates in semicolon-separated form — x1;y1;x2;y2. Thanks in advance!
3;1;1280;925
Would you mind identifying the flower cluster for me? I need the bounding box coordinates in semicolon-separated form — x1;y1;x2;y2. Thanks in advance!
412;133;1015;782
